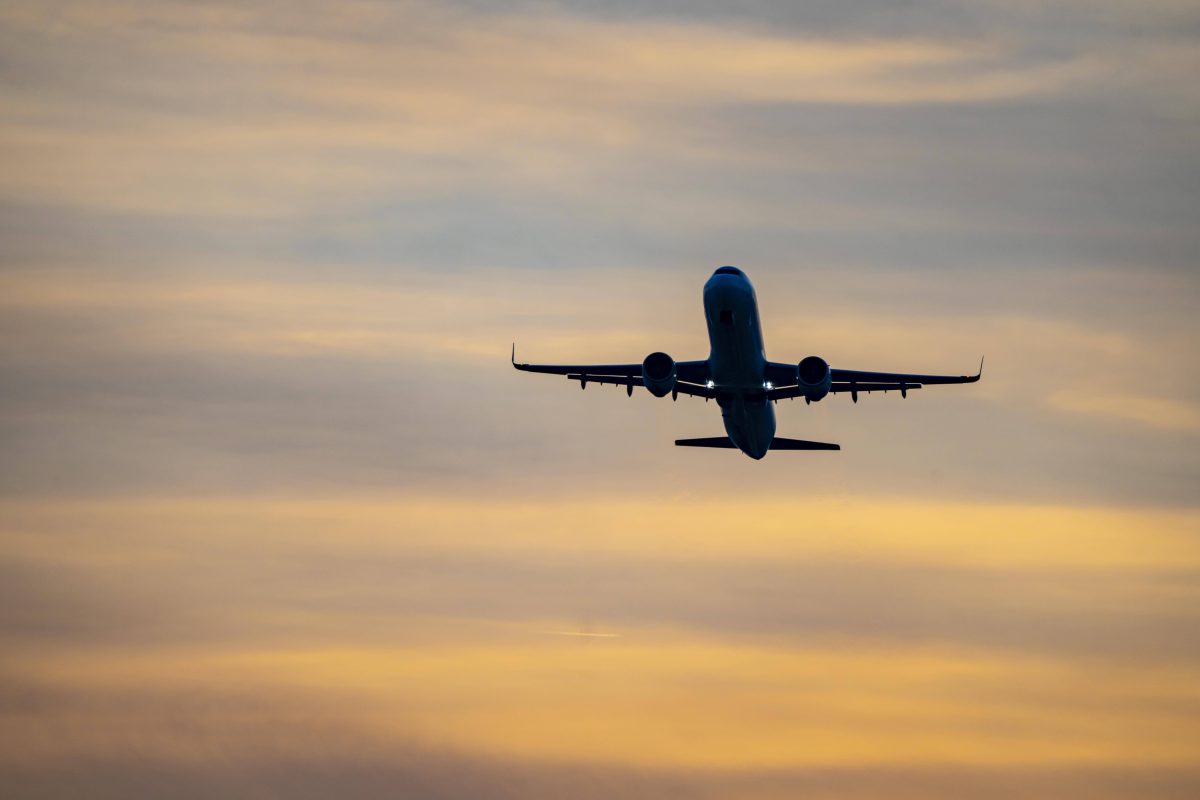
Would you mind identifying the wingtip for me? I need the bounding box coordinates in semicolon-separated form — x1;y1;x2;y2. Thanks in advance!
965;355;984;382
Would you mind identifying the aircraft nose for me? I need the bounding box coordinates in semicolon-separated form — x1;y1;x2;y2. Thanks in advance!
705;281;749;314
705;266;749;296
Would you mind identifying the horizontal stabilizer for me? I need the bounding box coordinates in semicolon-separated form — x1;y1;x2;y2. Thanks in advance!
675;436;840;451
769;437;840;450
675;437;737;448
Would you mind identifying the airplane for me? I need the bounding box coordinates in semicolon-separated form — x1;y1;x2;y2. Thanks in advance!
513;266;982;459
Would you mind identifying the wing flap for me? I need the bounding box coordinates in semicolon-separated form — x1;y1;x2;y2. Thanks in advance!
828;382;923;394
671;382;716;399
564;375;715;399
767;383;923;400
566;374;643;388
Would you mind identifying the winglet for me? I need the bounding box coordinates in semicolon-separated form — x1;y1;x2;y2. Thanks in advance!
963;355;984;382
511;342;518;369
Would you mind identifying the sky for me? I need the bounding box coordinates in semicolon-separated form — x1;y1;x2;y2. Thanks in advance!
1;0;1199;797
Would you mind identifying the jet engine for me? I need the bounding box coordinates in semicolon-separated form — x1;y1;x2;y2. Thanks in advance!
642;351;677;397
796;355;831;401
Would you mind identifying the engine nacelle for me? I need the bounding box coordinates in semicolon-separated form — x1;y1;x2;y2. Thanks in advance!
797;355;831;402
642;351;677;397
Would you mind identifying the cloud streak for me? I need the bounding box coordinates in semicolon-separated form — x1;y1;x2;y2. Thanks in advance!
1;1;1198;797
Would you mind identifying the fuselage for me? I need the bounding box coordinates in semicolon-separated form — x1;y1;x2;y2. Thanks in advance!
703;266;775;459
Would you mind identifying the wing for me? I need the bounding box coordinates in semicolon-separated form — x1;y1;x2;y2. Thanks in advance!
767;382;925;400
512;345;713;398
765;357;983;400
829;356;984;388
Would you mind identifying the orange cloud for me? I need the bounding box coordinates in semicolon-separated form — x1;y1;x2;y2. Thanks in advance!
2;491;1197;787
5;494;1198;570
4;635;1199;770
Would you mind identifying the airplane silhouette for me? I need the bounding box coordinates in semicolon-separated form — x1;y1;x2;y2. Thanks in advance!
514;266;981;458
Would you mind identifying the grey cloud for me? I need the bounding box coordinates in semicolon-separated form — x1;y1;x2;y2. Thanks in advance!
0;1;1195;281
469;0;1200;42
1;739;1198;800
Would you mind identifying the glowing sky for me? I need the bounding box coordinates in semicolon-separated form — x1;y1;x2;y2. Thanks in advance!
1;1;1199;797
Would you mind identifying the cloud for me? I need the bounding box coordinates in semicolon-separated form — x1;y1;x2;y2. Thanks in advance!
1;0;1194;226
2;755;1199;800
0;3;1197;796
3;634;1199;771
2;496;1198;665
1;0;1196;284
1;267;1195;503
3;487;1198;791
1047;391;1200;433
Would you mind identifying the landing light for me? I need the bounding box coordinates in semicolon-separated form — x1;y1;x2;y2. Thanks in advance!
764;381;774;390
705;380;715;389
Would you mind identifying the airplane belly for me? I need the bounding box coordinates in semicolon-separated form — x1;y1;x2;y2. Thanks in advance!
721;395;776;459
709;328;756;384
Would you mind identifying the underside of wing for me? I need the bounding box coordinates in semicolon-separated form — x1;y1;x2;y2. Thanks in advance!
765;357;982;399
512;357;642;378
767;383;923;401
830;357;983;387
564;374;716;399
513;345;711;397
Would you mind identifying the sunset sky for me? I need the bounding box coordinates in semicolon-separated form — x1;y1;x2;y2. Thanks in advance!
2;1;1199;797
